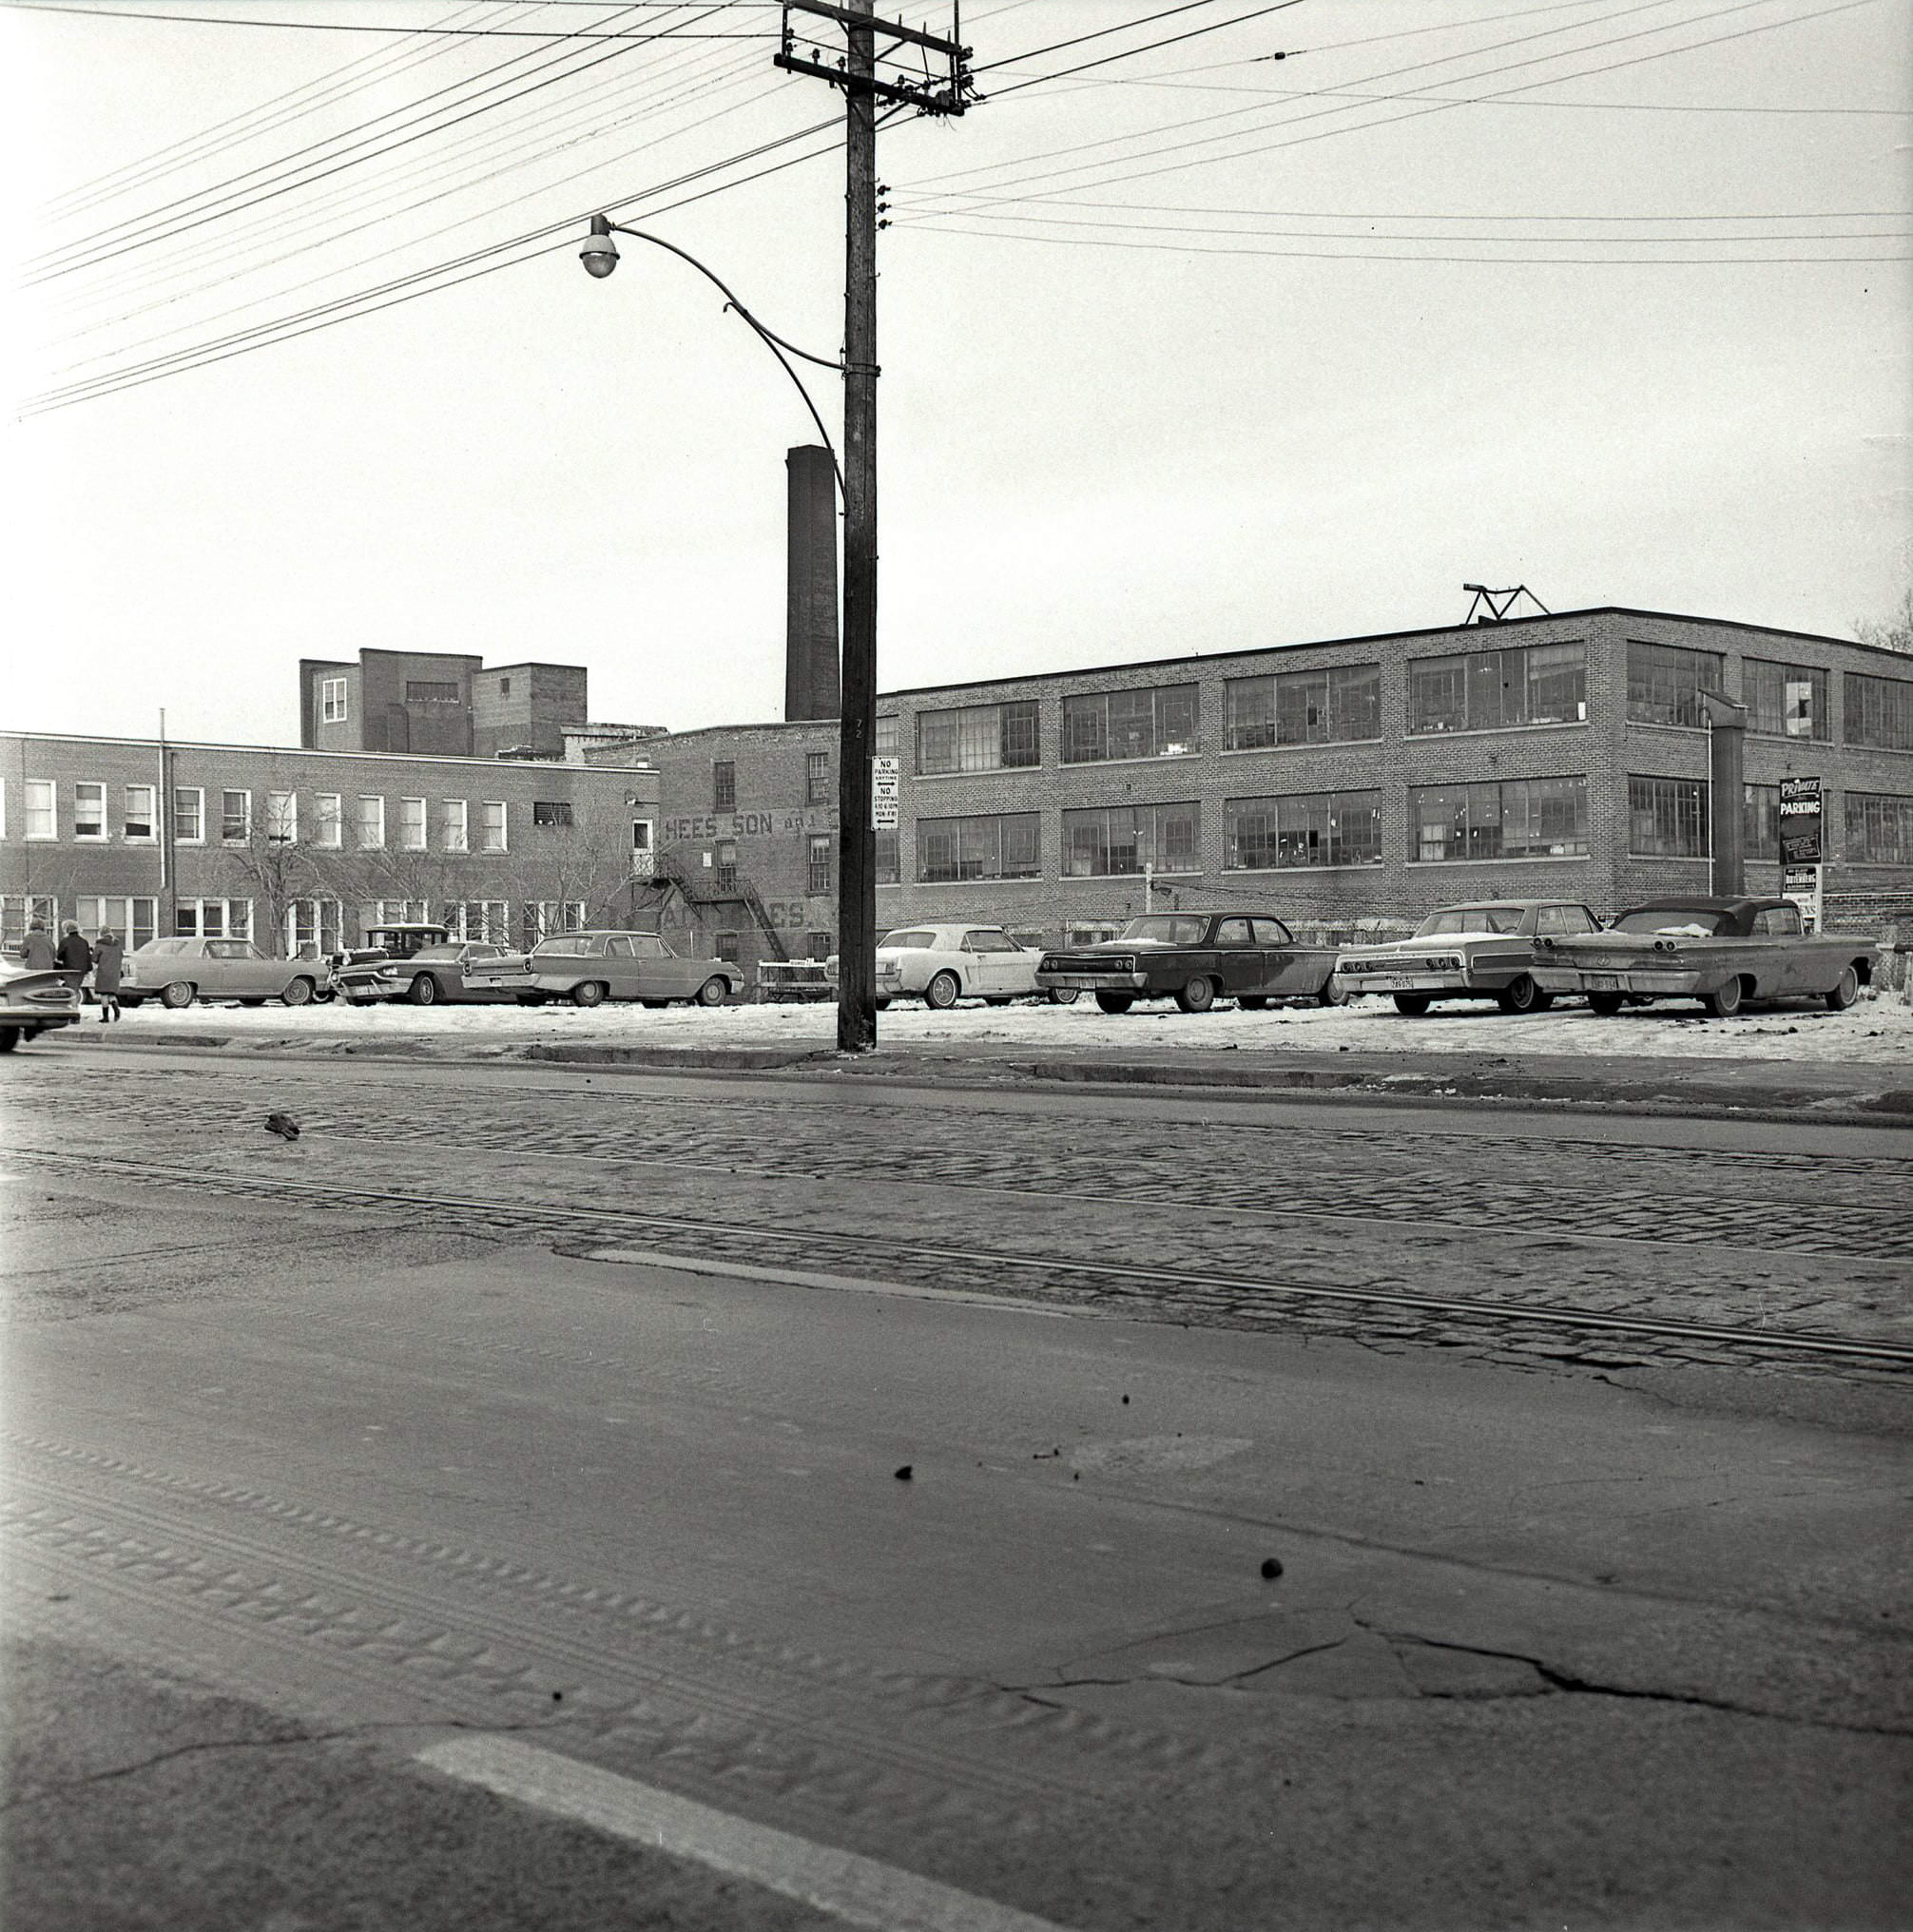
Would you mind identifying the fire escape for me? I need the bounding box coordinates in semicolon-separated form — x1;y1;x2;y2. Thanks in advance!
644;855;788;963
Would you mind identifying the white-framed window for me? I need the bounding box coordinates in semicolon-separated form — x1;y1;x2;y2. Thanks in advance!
315;794;342;848
76;897;159;949
320;677;348;724
439;799;468;852
398;797;427;851
176;898;252;941
357;795;385;849
125;784;157;841
73;782;108;840
286;898;344;957
478;801;507;853
468;899;509;943
265;791;297;842
3;896;60;948
222;788;251;843
375;898;429;924
173;785;204;843
25;781;56;840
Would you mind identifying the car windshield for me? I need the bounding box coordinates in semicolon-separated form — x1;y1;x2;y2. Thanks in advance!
879;931;937;950
1612;909;1729;937
1415;908;1526;937
1118;916;1210;945
136;937;195;955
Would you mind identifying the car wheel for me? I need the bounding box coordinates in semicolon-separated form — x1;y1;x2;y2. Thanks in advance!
0;1026;19;1053
1496;975;1542;1015
1703;977;1746;1018
1093;991;1133;1014
1316;974;1349;1009
1046;987;1079;1006
1586;992;1625;1016
924;971;960;1011
240;998;264;1008
1393;994;1432;1016
408;975;438;1007
161;981;195;1010
1826;965;1859;1013
1238;995;1268;1012
281;977;314;1008
696;976;729;1007
1174;976;1216;1014
570;981;608;1009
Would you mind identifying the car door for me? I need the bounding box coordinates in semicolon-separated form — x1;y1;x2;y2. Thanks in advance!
593;936;637;999
1751;903;1808;992
1251;917;1315;996
1210;918;1263;997
196;940;244;998
627;934;681;999
961;928;1023;995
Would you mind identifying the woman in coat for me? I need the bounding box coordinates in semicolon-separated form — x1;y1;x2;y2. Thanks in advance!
91;929;125;1021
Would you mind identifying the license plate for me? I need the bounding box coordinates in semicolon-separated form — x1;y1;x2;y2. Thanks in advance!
1586;974;1621;993
1369;976;1449;993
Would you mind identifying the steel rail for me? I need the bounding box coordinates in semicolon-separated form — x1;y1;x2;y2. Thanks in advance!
10;1145;1910;1369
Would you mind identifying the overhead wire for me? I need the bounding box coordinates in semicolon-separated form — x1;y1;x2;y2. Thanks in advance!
8;1;776;34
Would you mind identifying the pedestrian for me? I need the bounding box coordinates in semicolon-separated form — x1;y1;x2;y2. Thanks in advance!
92;928;125;1022
55;919;93;996
17;918;57;972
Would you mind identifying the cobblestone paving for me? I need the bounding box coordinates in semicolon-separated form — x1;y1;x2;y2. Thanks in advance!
7;1060;1911;1385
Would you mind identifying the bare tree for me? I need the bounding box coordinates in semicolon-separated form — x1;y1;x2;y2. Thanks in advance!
1855;588;1913;654
211;828;334;956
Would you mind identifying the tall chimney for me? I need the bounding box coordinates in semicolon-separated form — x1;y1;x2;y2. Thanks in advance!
784;444;841;721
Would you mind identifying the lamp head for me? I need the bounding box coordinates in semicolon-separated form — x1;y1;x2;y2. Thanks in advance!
580;214;619;280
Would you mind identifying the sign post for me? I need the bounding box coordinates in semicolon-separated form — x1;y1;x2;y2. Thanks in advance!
1778;776;1823;931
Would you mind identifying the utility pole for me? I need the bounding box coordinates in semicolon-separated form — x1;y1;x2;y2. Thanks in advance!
775;0;972;1052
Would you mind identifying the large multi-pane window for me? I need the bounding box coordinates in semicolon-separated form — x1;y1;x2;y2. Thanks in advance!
1845;671;1913;751
916;701;1040;774
1410;777;1590;861
1627;641;1724;728
287;899;344;957
222;789;251;842
1061;802;1199;877
1407;643;1586;735
176;899;252;941
1226;664;1381;750
124;785;156;841
917;813;1040;883
876;828;899;884
1743;660;1827;740
1226;791;1382;869
1628;776;1710;857
76;897;158;949
1845;792;1913;865
1061;683;1198;763
73;783;107;840
1745;782;1781;861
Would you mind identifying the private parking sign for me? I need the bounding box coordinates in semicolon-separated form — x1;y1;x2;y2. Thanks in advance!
1778;776;1822;866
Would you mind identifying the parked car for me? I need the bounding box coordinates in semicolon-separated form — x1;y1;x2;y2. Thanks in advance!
875;923;1078;1010
332;923;453;1003
1334;899;1605;1015
1035;912;1345;1014
336;940;518;1006
1532;897;1878;1017
119;937;327;1010
0;962;82;1050
463;930;744;1008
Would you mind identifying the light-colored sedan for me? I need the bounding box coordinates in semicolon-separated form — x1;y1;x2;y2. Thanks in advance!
339;941;519;1007
463;931;744;1009
120;937;326;1010
876;923;1078;1010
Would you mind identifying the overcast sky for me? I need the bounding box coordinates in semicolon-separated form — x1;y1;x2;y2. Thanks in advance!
5;0;1908;747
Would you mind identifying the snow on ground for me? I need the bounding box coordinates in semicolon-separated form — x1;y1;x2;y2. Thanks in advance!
87;984;1913;1065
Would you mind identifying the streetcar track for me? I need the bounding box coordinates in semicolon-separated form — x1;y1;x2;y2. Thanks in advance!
10;1146;1909;1369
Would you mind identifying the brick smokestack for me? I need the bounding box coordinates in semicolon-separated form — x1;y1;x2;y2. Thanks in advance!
784;444;841;721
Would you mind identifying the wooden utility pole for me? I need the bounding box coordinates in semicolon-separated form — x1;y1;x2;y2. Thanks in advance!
775;0;972;1053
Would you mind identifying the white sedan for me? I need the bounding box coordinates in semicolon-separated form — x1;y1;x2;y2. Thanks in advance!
875;923;1077;1010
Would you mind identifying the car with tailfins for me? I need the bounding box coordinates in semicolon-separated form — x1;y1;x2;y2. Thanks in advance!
119;937;328;1010
1035;911;1345;1014
875;923;1077;1010
1334;898;1604;1015
336;939;520;1006
332;922;453;1003
1531;896;1877;1018
462;930;744;1008
0;961;82;1050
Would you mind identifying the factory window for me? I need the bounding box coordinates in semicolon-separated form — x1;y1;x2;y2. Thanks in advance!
1227;664;1381;749
715;840;738;893
916;701;1040;775
917;813;1040;883
1845;671;1913;752
1845;792;1913;865
1408;642;1587;735
806;751;831;804
1061;684;1199;763
124;785;157;841
1412;777;1590;862
808;834;832;895
320;677;348;724
1745;783;1780;861
876;828;899;884
1226;791;1382;870
1626;642;1724;730
73;782;107;840
1060;802;1199;878
1743;660;1827;741
1627;776;1710;858
532;801;574;828
222;789;251;843
173;786;204;844
713;761;736;810
875;715;899;757
405;681;460;704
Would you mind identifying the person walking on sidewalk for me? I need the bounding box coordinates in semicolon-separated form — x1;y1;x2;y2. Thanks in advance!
17;919;56;971
55;920;93;996
92;929;125;1022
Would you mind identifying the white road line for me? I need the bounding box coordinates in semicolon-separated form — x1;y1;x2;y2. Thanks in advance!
416;1735;1075;1932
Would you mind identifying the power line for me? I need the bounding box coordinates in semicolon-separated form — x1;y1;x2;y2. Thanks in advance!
8;2;774;33
983;0;1306;102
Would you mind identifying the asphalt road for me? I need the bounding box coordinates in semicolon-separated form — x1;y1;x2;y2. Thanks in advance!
4;1047;1910;1930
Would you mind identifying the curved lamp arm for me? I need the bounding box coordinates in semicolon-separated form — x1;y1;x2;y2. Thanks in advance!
582;216;843;497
